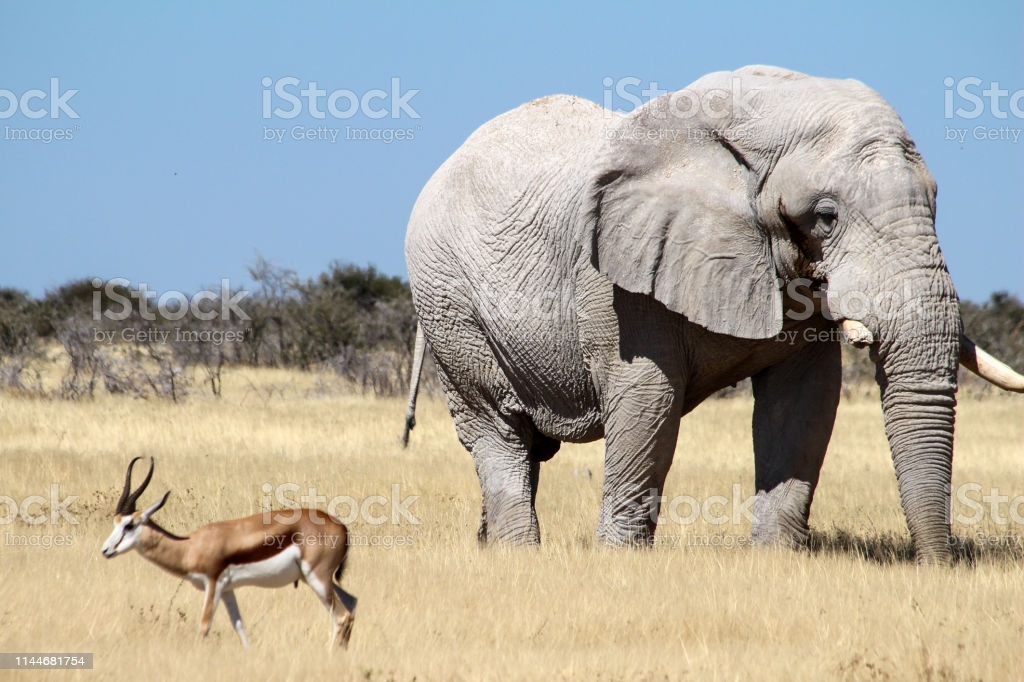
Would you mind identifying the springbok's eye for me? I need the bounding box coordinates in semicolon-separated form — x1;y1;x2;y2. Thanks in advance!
816;200;839;232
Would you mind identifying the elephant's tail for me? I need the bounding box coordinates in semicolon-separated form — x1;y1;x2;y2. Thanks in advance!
402;323;426;447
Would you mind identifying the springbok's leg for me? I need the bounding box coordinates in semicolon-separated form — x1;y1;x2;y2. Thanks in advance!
221;591;249;648
198;579;222;638
302;563;354;649
331;584;355;647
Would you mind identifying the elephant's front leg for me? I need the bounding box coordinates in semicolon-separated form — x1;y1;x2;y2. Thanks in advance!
750;335;841;546
597;362;683;546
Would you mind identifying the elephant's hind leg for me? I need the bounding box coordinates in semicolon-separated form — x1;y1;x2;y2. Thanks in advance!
429;355;546;546
751;336;841;546
471;415;544;546
413;272;557;546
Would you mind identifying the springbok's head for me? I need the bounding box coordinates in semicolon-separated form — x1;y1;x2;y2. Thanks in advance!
101;457;169;558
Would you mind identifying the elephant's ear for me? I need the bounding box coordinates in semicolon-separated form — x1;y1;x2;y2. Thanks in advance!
586;126;783;340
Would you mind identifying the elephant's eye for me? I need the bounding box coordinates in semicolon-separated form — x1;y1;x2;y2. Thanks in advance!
815;201;839;233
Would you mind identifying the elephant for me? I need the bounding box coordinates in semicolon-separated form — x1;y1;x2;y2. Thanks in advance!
402;65;1024;564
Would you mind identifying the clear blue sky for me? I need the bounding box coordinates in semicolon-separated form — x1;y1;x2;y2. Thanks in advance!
1;1;1021;302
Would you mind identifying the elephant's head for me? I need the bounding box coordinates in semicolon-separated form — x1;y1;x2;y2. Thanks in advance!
587;65;1024;563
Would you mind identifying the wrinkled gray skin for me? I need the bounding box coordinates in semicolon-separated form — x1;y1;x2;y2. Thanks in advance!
405;66;979;564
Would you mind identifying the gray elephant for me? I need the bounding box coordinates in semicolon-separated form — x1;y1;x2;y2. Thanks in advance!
402;65;1024;564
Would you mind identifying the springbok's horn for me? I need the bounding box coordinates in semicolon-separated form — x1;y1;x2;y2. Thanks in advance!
960;334;1024;393
116;457;155;514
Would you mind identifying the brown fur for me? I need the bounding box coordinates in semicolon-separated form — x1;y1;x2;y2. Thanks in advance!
132;509;354;648
106;458;355;648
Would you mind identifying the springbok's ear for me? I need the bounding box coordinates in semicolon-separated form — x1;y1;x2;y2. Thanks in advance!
140;491;170;523
586;113;782;339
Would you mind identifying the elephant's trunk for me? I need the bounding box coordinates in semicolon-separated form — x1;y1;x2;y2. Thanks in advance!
872;267;961;564
879;386;956;562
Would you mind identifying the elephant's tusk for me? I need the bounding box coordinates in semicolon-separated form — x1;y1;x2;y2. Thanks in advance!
840;319;874;348
959;334;1024;393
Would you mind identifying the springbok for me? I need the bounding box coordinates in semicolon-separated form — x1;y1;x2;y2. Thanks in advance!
101;457;356;649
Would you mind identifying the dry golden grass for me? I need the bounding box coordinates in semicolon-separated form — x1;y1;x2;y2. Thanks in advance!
0;367;1021;681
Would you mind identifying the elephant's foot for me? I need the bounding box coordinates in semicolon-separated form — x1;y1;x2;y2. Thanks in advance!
482;525;540;546
476;469;541;546
595;525;655;547
477;504;540;546
595;499;658;547
750;479;813;547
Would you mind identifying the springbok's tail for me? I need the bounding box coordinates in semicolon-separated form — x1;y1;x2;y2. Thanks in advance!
402;323;426;447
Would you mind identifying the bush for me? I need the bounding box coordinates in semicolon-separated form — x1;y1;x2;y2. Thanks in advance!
2;263;1020;402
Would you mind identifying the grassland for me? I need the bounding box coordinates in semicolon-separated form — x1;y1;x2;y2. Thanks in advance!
0;367;1021;681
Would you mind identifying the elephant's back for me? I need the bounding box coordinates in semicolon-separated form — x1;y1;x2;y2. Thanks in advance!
459;94;608;173
408;92;609;287
459;94;607;165
407;94;607;247
406;94;608;288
